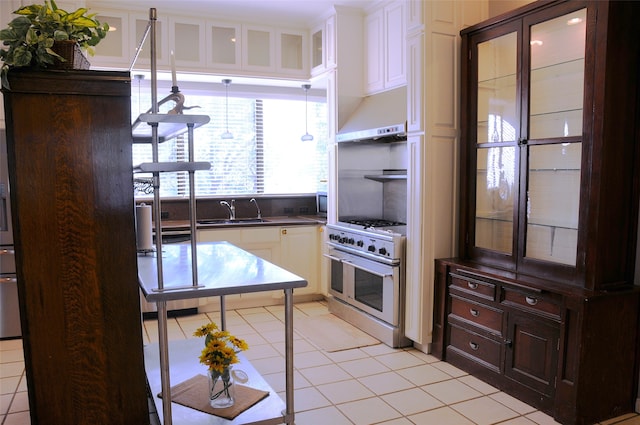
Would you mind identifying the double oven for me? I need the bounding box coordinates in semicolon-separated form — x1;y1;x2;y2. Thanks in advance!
326;134;411;348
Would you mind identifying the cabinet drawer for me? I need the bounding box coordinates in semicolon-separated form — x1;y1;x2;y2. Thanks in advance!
448;324;502;370
450;273;496;301
502;288;561;319
450;295;503;334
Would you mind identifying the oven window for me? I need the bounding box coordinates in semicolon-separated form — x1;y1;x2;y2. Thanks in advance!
354;268;383;312
330;260;343;294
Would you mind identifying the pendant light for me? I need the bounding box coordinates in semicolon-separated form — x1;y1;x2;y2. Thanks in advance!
301;83;314;141
221;78;233;139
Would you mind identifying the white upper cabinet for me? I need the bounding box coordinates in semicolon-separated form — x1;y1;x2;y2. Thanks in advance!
277;29;308;76
93;11;131;67
170;16;206;67
206;22;241;70
242;25;275;71
310;14;337;76
365;1;406;94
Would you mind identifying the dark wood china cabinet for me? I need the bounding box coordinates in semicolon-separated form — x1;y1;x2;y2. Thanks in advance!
432;1;640;424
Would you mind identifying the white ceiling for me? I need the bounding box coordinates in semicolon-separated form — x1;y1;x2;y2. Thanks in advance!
89;0;376;26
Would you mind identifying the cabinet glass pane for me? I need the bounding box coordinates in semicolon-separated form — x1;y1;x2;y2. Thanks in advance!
211;26;236;64
525;143;581;265
95;15;122;57
475;146;516;253
175;23;200;62
529;9;586;139
280;33;303;70
247;29;271;67
477;32;517;144
312;30;322;68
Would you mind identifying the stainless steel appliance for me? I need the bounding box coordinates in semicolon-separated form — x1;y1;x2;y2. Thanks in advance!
0;129;21;338
326;220;411;348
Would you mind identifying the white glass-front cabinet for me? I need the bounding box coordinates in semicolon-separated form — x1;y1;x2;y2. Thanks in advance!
130;12;170;66
170;16;206;67
93;11;131;67
207;22;242;69
311;14;337;76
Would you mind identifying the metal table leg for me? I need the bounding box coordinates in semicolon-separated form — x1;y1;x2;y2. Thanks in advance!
283;288;295;424
157;300;172;425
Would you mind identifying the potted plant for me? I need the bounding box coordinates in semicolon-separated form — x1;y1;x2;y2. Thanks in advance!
0;0;109;88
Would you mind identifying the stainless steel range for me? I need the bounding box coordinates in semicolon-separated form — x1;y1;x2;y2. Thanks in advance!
326;219;411;348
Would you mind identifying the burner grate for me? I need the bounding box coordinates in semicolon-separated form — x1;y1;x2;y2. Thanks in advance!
341;217;406;228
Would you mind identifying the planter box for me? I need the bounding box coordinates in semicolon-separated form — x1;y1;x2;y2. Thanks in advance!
51;41;90;70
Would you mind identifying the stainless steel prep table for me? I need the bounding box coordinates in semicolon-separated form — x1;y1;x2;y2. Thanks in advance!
138;241;307;425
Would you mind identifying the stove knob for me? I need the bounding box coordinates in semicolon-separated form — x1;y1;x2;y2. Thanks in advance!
348;238;355;245
357;240;364;247
368;245;376;252
379;247;387;256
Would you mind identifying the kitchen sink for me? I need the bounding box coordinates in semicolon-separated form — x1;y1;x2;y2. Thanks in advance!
198;218;268;225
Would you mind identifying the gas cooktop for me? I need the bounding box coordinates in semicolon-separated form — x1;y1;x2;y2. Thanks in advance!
339;217;406;228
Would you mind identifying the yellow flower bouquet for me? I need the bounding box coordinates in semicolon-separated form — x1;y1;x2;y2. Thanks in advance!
194;322;248;408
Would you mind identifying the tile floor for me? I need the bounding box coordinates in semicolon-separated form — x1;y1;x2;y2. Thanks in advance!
1;300;639;425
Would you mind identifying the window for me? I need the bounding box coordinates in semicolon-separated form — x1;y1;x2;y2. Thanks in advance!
132;83;327;198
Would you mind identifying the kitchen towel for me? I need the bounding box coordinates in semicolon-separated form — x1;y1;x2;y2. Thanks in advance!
158;374;269;420
135;203;154;251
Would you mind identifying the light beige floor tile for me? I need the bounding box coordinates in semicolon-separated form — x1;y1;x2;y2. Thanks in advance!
236;307;269;316
0;340;22;351
0;377;21;396
283;386;331;411
291;350;333;369
338;397;402;425
396;364;453;386
249;319;285;332
524;410;562;424
241;343;280;360
7;391;28;413
452;395;519;425
2;410;30;425
255;328;287;344
250;356;285;375
0;350;24;364
220;323;255;336
0;393;12;414
232;332;268;347
338;357;390;378
15;375;26;393
298;364;352;386
375;351;425;370
324;347;369;363
381;387;444;416
358;371;414;395
422;379;482;405
407;406;475;425
491;391;537;415
377;418;415;425
293;405;352;425
316;379;375;404
613;415;640;425
407;349;440;364
262;370;310;392
500;417;538;424
599;413;640;425
0;362;24;379
271;338;318;355
430;361;468;378
241;313;280;326
360;343;398;357
458;374;499;395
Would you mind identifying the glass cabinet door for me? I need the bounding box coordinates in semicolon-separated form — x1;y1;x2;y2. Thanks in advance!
524;8;586;266
474;31;518;255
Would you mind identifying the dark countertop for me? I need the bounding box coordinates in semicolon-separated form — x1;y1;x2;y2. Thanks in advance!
159;215;326;233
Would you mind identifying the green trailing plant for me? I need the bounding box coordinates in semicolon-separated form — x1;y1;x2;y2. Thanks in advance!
0;0;109;88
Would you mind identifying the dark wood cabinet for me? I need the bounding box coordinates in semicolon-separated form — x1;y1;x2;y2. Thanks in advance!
433;1;640;424
2;69;149;424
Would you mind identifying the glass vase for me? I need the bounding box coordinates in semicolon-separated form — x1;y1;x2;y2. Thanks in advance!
208;366;235;408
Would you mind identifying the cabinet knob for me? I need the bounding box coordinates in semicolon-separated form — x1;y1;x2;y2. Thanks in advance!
467;282;478;290
469;341;479;351
282;229;287;235
470;308;480;317
525;296;538;306
504;339;513;348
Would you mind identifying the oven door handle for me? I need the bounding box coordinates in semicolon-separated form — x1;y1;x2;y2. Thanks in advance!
323;254;343;262
349;262;394;278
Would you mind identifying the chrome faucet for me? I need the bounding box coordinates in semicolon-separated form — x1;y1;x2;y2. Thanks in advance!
250;198;262;219
220;200;235;220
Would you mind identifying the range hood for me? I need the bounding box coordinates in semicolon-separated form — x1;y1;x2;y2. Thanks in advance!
336;87;407;143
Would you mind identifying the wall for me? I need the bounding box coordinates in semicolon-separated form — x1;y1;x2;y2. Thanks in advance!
488;0;534;18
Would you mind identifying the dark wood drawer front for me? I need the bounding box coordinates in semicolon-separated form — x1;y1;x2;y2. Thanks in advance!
450;296;503;334
449;324;501;369
502;288;561;319
450;273;496;301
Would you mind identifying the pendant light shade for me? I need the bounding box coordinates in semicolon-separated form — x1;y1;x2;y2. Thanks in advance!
221;78;233;139
301;83;314;141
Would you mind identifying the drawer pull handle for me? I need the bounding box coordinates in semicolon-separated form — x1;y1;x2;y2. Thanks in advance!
470;309;479;317
525;296;538;306
469;341;479;350
505;339;513;348
467;282;478;290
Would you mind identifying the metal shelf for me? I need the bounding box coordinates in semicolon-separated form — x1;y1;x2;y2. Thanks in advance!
132;113;210;143
134;162;211;173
